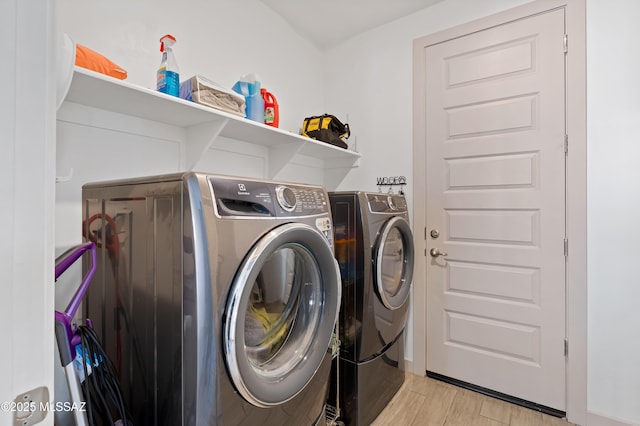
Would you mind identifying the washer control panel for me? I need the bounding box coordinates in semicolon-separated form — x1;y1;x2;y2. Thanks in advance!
367;193;408;213
209;177;329;217
288;187;328;215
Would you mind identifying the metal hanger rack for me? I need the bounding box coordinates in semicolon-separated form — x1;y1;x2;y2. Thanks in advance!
376;175;407;195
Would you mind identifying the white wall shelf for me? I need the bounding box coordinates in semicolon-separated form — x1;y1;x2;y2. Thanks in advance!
62;67;360;179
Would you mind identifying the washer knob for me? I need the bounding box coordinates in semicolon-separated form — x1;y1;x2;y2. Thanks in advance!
276;186;297;211
387;196;397;211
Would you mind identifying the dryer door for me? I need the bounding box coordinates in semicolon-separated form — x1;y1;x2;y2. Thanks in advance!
224;222;341;408
374;216;415;310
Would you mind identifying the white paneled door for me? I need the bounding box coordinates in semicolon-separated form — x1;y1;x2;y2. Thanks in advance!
423;8;566;410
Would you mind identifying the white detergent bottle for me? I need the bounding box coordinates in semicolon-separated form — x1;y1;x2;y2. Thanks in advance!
157;34;179;97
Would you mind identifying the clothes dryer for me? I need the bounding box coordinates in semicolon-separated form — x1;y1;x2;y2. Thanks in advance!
328;192;414;426
82;173;341;425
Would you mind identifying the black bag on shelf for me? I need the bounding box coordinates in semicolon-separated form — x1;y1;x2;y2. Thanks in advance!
301;114;350;149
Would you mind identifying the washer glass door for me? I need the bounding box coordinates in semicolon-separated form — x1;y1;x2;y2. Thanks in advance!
224;222;340;407
374;216;415;310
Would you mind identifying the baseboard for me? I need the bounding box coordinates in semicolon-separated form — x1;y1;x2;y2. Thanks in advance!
404;358;413;373
587;411;640;426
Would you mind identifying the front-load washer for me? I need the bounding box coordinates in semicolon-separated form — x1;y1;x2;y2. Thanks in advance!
328;191;414;426
82;173;341;425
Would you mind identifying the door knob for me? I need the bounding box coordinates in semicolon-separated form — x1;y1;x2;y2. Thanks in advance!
429;248;448;257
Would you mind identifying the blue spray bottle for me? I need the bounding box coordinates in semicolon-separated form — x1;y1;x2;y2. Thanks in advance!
157;34;179;97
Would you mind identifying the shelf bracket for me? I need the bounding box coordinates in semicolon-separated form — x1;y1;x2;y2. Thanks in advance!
268;142;305;179
325;155;361;170
184;119;229;170
323;155;361;188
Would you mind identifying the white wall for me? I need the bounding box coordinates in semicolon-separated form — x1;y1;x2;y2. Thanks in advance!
586;1;640;424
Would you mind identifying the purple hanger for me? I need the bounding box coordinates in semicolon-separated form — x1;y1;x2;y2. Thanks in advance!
54;241;97;363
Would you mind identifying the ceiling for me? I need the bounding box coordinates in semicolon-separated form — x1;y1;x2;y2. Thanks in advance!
260;0;445;50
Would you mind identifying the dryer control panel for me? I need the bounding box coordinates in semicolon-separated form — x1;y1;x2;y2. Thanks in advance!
366;193;408;213
209;177;329;218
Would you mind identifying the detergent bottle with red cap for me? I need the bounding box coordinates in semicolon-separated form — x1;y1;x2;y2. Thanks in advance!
157;34;179;97
261;88;279;128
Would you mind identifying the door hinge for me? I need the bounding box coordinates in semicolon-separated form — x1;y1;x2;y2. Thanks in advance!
564;238;569;257
564;134;568;154
564;339;569;357
563;34;568;53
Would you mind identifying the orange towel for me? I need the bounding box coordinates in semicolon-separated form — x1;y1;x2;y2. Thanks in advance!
75;44;127;80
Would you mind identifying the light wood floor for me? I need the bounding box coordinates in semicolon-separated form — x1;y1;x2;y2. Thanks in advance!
371;373;574;426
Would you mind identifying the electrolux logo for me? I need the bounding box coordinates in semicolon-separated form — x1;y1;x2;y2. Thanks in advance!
237;183;250;195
